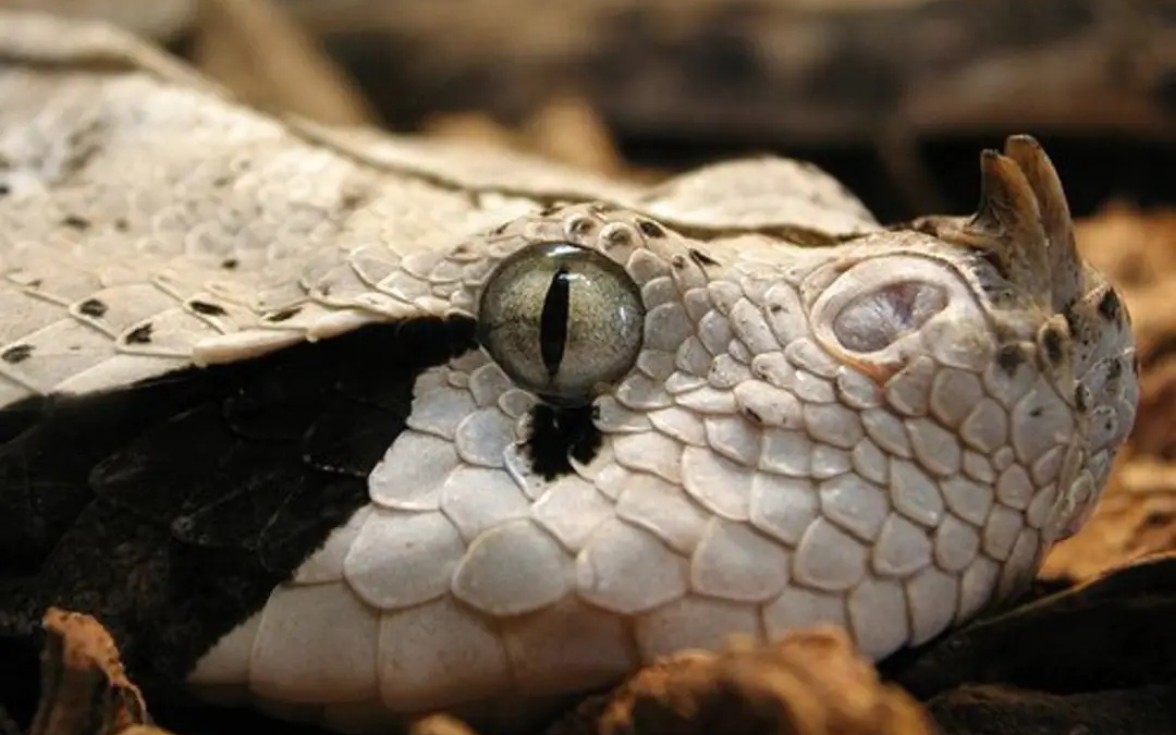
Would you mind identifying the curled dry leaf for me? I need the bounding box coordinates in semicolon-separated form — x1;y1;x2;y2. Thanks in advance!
1043;461;1176;581
27;608;171;735
574;627;934;735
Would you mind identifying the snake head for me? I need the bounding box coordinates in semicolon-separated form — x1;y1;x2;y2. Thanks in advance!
449;135;1139;676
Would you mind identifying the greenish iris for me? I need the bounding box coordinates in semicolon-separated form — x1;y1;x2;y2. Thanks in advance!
477;242;645;405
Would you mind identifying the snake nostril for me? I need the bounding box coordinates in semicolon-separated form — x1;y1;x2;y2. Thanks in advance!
1097;288;1122;322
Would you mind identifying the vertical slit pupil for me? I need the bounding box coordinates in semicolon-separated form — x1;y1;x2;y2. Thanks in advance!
540;266;570;377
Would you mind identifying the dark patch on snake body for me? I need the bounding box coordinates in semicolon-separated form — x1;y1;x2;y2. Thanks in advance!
0;315;478;726
638;220;665;238
125;324;154;344
526;403;602;480
1041;325;1065;366
1098;288;1122;322
1;345;32;364
264;307;301;323
78;299;107;317
997;344;1026;374
688;247;720;268
188;300;228;317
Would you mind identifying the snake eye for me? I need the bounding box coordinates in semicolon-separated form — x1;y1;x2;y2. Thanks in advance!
476;242;645;404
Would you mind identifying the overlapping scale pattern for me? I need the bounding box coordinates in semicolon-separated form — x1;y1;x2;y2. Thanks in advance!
2;17;1137;731
183;201;1109;719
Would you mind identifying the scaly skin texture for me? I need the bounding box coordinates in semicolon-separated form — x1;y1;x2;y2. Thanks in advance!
0;11;1137;733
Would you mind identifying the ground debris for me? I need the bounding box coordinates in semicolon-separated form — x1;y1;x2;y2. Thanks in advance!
25;609;171;735
550;627;933;735
884;552;1176;734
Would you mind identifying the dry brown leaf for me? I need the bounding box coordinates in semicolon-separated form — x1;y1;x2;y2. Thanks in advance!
29;609;172;735
586;627;933;735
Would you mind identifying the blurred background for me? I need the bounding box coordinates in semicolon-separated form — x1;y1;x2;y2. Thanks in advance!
3;0;1175;579
4;0;1174;221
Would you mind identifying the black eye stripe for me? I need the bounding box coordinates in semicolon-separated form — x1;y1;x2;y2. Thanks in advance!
540;265;570;377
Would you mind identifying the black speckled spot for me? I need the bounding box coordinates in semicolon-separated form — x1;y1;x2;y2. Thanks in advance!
189;301;228;317
688;248;720;268
1098;289;1122;322
220;258;239;270
78;299;107;318
997;344;1024;374
1107;358;1123;381
265;307;301;323
1;345;32;364
1041;327;1065;366
638;220;665;238
125;324;153;344
61;215;90;230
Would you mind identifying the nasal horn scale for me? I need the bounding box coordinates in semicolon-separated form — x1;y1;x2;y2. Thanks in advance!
911;135;1085;315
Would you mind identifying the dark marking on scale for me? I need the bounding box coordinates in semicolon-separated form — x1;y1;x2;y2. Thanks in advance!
60;215;90;231
997;344;1025;374
688;248;720;268
264;307;301;323
1041;326;1065;366
525;402;601;480
1107;357;1123;381
1;345;32;364
1098;288;1122;322
125;324;153;344
539;266;570;377
638;220;665;239
78;299;107;318
0;314;478;726
188;301;228;317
